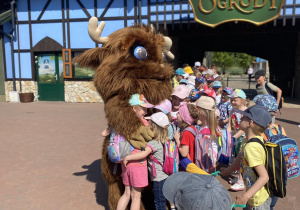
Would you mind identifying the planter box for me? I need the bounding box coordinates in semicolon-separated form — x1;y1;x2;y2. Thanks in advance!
19;93;34;103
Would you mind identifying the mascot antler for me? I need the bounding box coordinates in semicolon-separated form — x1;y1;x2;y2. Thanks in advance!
88;17;108;44
163;36;174;60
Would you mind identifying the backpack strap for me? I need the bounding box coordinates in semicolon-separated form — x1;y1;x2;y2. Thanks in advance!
265;82;273;96
278;125;282;134
183;126;197;136
247;138;267;177
148;145;163;177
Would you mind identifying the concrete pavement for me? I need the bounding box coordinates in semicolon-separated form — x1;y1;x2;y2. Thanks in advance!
0;102;300;210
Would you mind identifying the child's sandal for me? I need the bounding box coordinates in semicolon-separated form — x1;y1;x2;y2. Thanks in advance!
170;207;176;210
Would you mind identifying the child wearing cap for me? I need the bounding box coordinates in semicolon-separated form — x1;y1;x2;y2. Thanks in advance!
123;112;175;210
220;105;272;209
172;68;185;88
194;96;222;172
254;70;282;110
212;81;222;107
170;85;190;119
173;103;199;163
189;76;206;102
116;94;154;210
227;89;248;191
218;87;234;129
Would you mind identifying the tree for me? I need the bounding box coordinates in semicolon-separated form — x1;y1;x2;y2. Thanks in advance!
212;52;235;74
236;53;256;73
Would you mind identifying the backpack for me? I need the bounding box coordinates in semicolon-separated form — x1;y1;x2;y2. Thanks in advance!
180;126;197;161
247;138;286;198
150;140;179;176
194;127;218;173
107;129;134;163
265;126;300;180
218;129;233;165
256;83;284;109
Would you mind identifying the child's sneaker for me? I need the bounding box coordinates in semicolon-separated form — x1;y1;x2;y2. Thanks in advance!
228;177;238;184
230;180;244;191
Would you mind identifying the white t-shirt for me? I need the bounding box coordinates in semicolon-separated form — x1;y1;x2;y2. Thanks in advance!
248;67;254;75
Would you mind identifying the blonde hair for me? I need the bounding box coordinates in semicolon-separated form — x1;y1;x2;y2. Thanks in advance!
150;121;169;144
198;107;221;140
252;122;267;135
180;104;199;130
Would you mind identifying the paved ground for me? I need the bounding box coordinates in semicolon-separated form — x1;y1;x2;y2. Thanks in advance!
0;101;300;210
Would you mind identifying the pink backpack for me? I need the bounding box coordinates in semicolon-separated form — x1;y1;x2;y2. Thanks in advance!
150;141;179;176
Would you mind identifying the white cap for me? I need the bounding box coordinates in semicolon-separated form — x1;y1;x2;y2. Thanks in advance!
194;61;201;67
188;76;196;86
206;69;214;75
183;73;189;79
151;112;169;128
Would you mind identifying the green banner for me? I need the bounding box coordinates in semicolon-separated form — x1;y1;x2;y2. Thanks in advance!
189;0;285;27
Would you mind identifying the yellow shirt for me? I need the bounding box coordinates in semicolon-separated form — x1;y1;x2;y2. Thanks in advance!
240;136;269;207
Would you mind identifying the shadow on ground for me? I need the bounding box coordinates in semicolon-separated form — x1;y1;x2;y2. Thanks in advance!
73;159;109;210
276;118;300;125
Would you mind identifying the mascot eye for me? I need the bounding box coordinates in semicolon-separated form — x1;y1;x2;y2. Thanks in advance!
162;52;166;60
134;46;148;61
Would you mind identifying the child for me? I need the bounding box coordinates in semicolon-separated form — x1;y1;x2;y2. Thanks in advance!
218;87;234;129
174;103;199;163
254;70;283;110
253;94;287;210
220;105;272;209
189;76;206;102
116;94;154;210
227;89;248;191
123;112;173;210
195;96;222;171
206;75;215;89
212;81;223;107
172;68;185;88
170;84;190;119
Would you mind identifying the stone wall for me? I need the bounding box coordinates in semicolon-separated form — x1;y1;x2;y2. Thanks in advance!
64;81;103;103
5;81;38;102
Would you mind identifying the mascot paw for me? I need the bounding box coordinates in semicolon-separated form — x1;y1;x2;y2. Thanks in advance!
127;126;154;149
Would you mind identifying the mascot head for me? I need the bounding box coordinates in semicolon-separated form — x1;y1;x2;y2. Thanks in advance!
74;17;174;105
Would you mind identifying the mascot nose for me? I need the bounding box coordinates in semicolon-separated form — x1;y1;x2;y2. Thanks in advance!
160;64;164;68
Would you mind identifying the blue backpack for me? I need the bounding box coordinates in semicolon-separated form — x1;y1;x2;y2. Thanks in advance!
266;125;300;179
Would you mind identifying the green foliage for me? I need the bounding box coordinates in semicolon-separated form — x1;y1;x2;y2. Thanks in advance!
212;52;235;68
39;74;55;84
236;53;255;68
74;66;95;78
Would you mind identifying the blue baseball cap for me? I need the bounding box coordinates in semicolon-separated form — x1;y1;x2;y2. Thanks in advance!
163;172;231;210
212;81;222;88
233;105;272;128
223;87;234;95
195;76;205;84
175;68;185;75
253;95;278;113
179;79;188;85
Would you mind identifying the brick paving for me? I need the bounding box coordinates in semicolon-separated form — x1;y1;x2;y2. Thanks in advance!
0;101;300;210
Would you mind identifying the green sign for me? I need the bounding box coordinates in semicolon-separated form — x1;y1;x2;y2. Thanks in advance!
189;0;285;28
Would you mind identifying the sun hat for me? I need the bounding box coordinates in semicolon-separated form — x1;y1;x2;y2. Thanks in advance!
227;89;246;99
212;81;222;88
200;88;216;99
179;79;189;85
179;103;194;125
154;99;172;114
253;94;278;113
182;73;190;79
163;172;231;210
188;76;196;86
206;76;215;82
206;69;214;75
196;96;215;111
199;65;207;71
194;61;201;67
233;104;272;128
254;69;266;79
175;68;185;76
151;112;169;128
184;66;194;74
202;71;207;75
129;94;154;107
223;87;234;95
172;85;190;99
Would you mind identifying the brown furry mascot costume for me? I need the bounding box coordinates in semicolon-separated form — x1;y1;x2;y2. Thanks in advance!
74;17;174;210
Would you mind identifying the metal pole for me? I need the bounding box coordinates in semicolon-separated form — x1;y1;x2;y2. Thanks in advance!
11;0;16;91
227;75;229;87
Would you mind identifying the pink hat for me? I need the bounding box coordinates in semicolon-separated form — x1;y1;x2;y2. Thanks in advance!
200;88;216;99
155;99;172;114
172;85;190;99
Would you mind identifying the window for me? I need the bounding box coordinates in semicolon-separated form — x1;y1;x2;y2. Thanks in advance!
73;52;95;78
